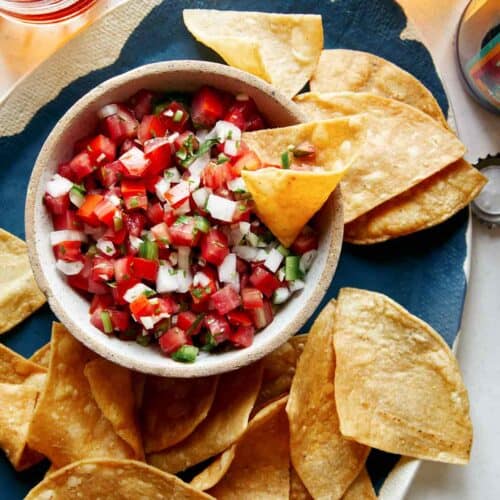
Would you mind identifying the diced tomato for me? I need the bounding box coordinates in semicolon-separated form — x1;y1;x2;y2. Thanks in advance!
76;193;104;226
204;314;231;344
202;161;233;190
138;115;168;143
163;205;176;226
211;285;241;315
176;311;203;335
291;229;319;255
89;294;114;314
101;105;138;144
190;268;217;304
121;179;148;211
73;135;93;154
165;181;190;208
231;199;253;223
168;217;200;247
69;151;94;181
200;228;229;266
94;198;118;226
150;222;170;247
235;258;249;275
113;278;140;305
231;151;262;175
120;138;136;155
53;209;83;231
223;98;264;131
67;256;109;295
91;256;115;282
245;113;265;131
129;294;155;318
147;202;165;225
98;160;123;188
191;86;227;129
103;225;127;245
119;147;150;178
128;89;156;120
144;138;173;176
131;257;159;282
124;212;147;237
226;310;253;327
87;134;116;164
223;105;245;130
57;162;76;182
160;101;190;132
44;193;69;216
53;240;82;262
114;256;134;282
155;296;179;315
90;308;105;332
109;309;130;332
241;287;264;310
250;300;273;329
230;325;255;347
159;327;187;354
249;266;281;297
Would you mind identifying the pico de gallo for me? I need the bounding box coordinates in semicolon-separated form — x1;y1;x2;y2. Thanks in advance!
44;86;319;362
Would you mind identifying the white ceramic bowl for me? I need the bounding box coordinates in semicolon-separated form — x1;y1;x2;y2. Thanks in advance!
25;60;343;377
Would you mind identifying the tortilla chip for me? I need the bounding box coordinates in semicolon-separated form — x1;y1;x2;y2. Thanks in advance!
334;288;473;464
27;323;135;467
208;396;289;499
310;49;447;125
342;468;376;500
191;445;236;491
84;358;143;460
256;334;307;408
148;362;263;474
141;374;219;454
0;228;46;334
293;92;466;222
183;9;323;97
344;159;486;243
286;300;369;499
29;343;51;368
0;342;46;385
290;466;313;500
25;458;214;500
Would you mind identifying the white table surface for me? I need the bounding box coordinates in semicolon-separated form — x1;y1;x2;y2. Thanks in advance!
1;1;499;498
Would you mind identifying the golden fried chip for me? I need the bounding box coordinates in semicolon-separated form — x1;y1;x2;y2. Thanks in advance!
84;358;143;460
342;468;376;500
25;458;214;500
148;362;263;474
183;9;323;97
286;301;369;499
0;228;46;334
190;445;236;491
290;466;313;500
27;323;135;467
344;159;486;243
208;396;289;499
310;49;447;125
29;343;51;368
0;343;46;386
256;334;307;408
141;375;218;454
334;288;473;464
293;92;466;223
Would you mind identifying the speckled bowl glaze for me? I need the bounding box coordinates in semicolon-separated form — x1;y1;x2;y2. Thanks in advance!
25;60;343;377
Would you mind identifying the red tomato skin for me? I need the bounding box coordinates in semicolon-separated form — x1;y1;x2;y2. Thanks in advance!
241;287;264;310
138;115;168;143
44;193;70;216
98;160;123;188
87;134;116;164
177;311;202;335
168;218;200;247
131;257;159;282
200;229;229;266
204;314;231;344
250;300;274;329
53;241;82;262
291;230;319;255
249;266;281;298
69;151;94;182
113;278;140;305
226;310;253;327
160;102;190;132
147;202;165;226
91;256;115;282
128;89;156;120
159;327;188;354
191;86;227;129
211;285;241;315
124;212;147;237
230;325;255;347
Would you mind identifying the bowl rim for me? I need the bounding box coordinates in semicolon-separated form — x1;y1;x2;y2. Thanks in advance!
25;60;344;377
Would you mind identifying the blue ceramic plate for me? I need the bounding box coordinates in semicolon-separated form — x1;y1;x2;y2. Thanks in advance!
0;0;469;498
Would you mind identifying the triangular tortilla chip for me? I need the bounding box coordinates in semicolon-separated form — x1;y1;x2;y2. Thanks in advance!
27;323;135;467
0;342;46;385
84;358;144;460
293;92;466;222
141;374;219;454
0;228;46;334
30;343;51;368
148;362;263;474
183;9;323;97
290;466;313;500
286;301;369;499
334;288;473;464
25;458;214;500
208;397;289;499
342;468;376;500
310;49;447;125
190;445;236;491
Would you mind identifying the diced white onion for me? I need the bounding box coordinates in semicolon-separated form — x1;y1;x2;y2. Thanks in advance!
176;270;193;293
273;287;291;305
177;246;191;271
188;152;210;177
246;232;259;247
195;129;209;142
124;283;155;303
174;199;191;216
206;194;237;222
55;259;83;276
96;239;115;256
193;272;211;287
97;103;119;120
140;316;155;330
106;193;121;207
169;252;178;266
129;236;143;250
229;224;246;246
218;253;237;284
155;178;170;202
192;187;211;209
187;175;201;192
299;250;317;274
69;189;85;208
157;265;179;293
119;147;148;172
289;279;305;292
167;131;179;143
46;174;73;198
264;248;284;273
255;249;268;262
165;167;181;183
206;120;242;143
50;230;87;246
233;245;259;262
224;140;238;157
227;176;247;192
277;267;286;282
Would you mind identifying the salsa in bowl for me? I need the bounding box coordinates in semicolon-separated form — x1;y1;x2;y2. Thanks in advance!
26;61;343;377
